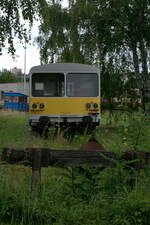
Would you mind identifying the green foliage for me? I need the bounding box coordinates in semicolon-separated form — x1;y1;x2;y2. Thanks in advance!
1;160;150;225
102;195;150;225
0;69;19;83
0;0;47;54
37;0;150;110
1;111;150;224
61;166;101;201
101;69;124;112
37;1;86;64
119;111;150;150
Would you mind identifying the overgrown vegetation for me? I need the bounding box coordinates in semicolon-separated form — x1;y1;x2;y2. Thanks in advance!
0;70;20;83
0;110;150;224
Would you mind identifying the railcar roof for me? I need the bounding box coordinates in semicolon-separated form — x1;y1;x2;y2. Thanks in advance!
30;63;99;74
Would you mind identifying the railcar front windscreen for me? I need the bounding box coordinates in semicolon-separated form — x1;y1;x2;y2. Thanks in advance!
32;73;64;97
66;73;98;97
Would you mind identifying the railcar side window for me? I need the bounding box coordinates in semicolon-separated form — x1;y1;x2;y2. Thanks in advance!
32;73;64;97
66;73;98;97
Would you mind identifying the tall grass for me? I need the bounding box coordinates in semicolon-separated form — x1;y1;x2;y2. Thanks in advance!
0;110;150;224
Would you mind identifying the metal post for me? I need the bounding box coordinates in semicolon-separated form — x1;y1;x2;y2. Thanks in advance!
24;41;26;94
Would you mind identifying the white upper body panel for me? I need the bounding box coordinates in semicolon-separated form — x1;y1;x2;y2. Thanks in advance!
29;63;100;74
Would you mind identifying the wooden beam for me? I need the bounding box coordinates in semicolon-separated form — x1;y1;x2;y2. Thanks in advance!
2;148;116;167
3;148;150;168
48;150;116;167
2;148;32;165
31;149;41;195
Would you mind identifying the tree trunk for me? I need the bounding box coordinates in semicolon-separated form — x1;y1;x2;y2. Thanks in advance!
130;41;145;110
139;38;150;109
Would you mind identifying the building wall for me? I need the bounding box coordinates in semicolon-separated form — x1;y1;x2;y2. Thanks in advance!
0;82;29;102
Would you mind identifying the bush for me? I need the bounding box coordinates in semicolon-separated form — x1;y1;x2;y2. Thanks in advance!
0;69;19;83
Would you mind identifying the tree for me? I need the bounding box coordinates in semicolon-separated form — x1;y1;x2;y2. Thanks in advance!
100;0;150;110
37;1;86;64
74;0;150;110
0;70;19;83
0;0;46;55
37;0;150;110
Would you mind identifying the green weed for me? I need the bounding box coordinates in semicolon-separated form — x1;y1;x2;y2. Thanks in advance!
0;110;150;224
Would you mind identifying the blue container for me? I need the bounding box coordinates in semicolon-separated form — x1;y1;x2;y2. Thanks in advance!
4;92;28;111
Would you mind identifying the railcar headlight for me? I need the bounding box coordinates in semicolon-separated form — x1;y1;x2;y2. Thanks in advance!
40;103;45;109
32;103;37;109
93;103;98;108
86;103;91;109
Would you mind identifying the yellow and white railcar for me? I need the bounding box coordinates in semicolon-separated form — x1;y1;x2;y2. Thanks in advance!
29;63;100;130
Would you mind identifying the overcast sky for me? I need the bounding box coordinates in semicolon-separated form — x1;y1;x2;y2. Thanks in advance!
0;21;41;74
0;0;68;74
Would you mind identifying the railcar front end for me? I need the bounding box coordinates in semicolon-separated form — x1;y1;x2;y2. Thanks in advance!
29;63;100;131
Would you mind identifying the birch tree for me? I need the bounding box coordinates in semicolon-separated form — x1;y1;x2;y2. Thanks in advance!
0;0;46;55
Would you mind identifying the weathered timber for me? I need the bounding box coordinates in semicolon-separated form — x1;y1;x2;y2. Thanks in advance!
2;148;150;168
31;149;41;195
2;148;116;167
2;148;32;165
48;150;116;167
